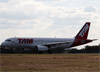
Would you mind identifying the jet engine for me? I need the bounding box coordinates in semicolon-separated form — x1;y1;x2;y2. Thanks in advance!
36;45;48;51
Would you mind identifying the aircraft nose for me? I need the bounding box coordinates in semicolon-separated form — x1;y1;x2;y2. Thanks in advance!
1;42;6;48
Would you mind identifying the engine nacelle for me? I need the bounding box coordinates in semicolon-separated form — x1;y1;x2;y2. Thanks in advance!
37;45;48;51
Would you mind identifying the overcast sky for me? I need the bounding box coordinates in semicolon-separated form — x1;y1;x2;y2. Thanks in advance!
0;0;100;49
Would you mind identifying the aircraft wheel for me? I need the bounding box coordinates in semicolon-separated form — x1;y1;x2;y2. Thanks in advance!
34;47;39;54
48;49;52;54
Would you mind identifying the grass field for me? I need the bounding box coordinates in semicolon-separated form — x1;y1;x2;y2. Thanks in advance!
0;54;100;72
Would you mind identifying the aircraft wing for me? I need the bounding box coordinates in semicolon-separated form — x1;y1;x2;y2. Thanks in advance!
42;41;72;46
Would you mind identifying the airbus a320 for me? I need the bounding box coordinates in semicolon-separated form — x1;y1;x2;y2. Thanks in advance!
1;22;97;53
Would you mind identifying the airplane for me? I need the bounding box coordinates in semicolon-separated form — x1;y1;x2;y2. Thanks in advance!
1;22;97;53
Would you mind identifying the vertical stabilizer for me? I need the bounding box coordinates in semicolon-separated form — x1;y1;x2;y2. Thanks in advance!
75;22;90;39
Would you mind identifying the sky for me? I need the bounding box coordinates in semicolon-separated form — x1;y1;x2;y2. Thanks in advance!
0;0;100;49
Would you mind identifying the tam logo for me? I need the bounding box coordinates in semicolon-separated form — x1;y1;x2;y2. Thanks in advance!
18;39;33;44
79;24;89;37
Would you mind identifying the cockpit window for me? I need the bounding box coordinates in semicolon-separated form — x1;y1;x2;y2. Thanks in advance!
5;39;11;42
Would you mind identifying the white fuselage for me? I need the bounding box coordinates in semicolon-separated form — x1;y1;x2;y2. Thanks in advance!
1;37;75;51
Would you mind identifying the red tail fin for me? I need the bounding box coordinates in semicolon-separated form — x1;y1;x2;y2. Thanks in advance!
75;22;90;39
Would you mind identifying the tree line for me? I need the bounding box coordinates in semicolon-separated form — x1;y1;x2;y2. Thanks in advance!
68;44;100;53
0;44;100;54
